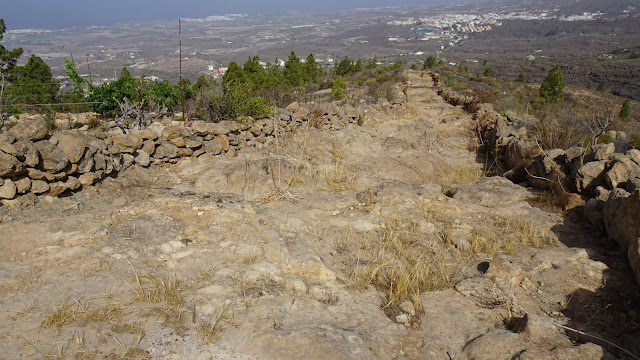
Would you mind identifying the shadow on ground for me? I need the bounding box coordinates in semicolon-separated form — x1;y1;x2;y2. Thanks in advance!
553;207;640;359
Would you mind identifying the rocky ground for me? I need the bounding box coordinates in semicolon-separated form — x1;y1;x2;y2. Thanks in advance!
0;71;638;359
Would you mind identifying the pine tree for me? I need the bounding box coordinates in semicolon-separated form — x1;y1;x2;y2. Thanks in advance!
620;98;631;118
0;19;24;75
423;55;436;69
539;64;565;103
482;67;495;77
515;73;526;83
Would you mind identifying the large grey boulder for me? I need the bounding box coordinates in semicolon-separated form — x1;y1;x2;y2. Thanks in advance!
575;160;606;194
0;151;24;177
8;118;49;141
109;134;143;153
34;141;69;173
604;189;640;284
13;140;40;167
153;141;179;159
604;154;640;189
51;132;87;164
161;125;192;141
192;120;241;136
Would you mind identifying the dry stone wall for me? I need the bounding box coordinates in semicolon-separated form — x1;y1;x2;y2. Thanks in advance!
0;101;367;207
438;86;640;284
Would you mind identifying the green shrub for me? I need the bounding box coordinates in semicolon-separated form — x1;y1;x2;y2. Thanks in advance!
331;77;348;100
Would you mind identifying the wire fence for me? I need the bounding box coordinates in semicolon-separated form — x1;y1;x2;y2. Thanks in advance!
0;80;101;110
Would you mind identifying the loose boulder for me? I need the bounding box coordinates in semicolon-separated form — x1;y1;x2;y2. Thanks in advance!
34;141;69;173
8;118;49;141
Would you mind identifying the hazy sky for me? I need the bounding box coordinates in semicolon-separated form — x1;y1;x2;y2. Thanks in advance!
2;0;463;30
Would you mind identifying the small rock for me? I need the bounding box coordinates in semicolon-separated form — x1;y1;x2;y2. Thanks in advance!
399;300;416;316
30;180;50;194
395;314;410;325
14;177;32;194
0;180;17;199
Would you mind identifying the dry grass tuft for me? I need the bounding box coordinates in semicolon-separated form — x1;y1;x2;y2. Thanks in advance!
430;162;484;191
349;218;463;311
129;267;184;306
321;161;356;192
468;217;553;256
197;307;237;345
42;298;123;335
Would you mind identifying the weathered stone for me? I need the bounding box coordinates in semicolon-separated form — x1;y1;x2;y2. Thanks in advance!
76;147;97;173
47;181;68;196
575;160;606;194
169;136;186;148
12;140;40;167
628;149;640;166
66;163;78;175
30;180;49;194
604;154;640;189
110;134;143;153
34;141;69;173
146;122;166;138
0;134;16;144
210;121;241;135
184;137;203;149
604;189;640;284
94;153;106;171
585;143;615;162
129;129;158;141
153;141;179;159
177;147;193;157
0;142;19;156
141;139;156;156
14;177;32;194
8;118;49;141
122;153;135;170
203;138;224;155
627;177;640;193
0;179;17;199
450;176;531;208
51;132;87;164
192;149;205;157
65;176;82;191
134;150;151;167
162;126;187;141
78;173;98;187
0;152;24;177
1;192;37;207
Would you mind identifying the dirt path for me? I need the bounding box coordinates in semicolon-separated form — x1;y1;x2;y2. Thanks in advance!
0;71;637;359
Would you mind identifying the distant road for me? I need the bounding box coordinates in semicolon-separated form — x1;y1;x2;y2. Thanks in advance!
449;75;493;90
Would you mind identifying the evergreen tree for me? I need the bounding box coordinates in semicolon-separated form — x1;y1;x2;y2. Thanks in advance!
0;19;23;75
620;98;631;119
283;51;303;86
222;62;248;88
366;56;378;70
423;55;436;69
303;53;320;83
335;57;353;76
352;58;363;73
243;56;265;87
13;55;59;104
515;73;526;83
120;67;131;78
539;64;565;103
331;77;347;100
596;81;607;92
482;67;495;77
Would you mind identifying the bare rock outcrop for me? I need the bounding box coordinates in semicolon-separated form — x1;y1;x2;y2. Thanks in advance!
604;189;640;283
